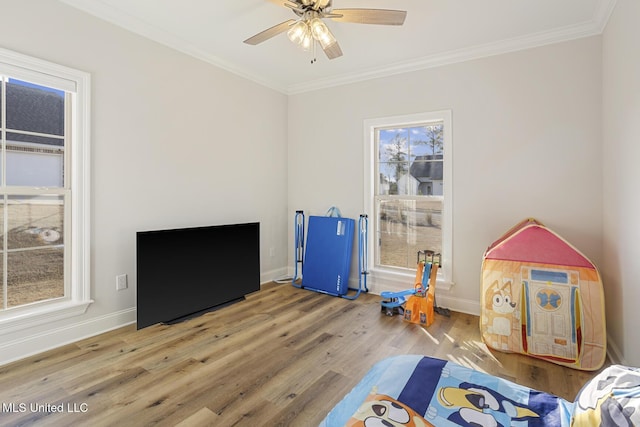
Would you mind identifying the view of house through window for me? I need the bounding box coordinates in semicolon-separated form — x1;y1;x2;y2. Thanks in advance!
375;122;444;269
0;77;67;310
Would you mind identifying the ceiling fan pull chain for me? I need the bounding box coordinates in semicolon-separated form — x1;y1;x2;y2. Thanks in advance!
311;39;317;64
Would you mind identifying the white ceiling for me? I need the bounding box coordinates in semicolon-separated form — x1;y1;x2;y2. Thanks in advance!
59;0;617;94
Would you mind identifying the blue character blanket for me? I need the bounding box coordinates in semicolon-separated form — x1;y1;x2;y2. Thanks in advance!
319;355;640;427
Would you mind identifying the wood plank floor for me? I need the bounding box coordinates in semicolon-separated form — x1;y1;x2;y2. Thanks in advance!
0;282;607;426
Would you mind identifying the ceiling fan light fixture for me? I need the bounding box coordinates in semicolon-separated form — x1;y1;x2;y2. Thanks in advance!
309;18;336;48
301;31;314;51
318;28;336;49
287;20;309;45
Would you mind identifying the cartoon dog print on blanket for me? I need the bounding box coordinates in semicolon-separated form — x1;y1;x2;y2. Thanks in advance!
346;391;434;427
436;382;541;427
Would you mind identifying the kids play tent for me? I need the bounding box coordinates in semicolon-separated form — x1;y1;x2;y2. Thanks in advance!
480;218;606;370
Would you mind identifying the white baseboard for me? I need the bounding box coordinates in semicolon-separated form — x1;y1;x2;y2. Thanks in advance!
261;267;290;284
0;308;136;367
434;294;481;317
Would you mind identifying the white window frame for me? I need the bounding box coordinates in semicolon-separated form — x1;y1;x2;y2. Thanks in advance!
0;47;92;334
363;111;453;292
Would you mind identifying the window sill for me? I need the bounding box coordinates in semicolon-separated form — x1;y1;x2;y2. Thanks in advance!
368;267;453;294
0;299;93;335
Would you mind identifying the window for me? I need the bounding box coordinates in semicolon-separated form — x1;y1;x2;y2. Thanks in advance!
364;111;452;288
0;47;91;332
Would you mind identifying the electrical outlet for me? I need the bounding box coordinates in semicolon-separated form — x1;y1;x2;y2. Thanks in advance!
269;247;276;257
116;274;128;291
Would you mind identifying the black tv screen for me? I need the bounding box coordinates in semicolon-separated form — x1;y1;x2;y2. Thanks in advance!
136;222;260;329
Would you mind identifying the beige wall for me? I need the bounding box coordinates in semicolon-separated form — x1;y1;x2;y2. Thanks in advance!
602;0;640;366
0;0;288;364
289;36;603;316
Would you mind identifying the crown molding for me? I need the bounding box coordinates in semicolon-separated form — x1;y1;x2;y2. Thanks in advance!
593;0;618;33
61;0;617;96
287;0;618;94
59;0;289;94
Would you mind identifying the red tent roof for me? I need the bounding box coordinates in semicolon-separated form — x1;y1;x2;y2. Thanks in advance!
485;220;594;268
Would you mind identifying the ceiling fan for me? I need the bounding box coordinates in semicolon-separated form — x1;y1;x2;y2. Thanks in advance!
243;0;407;61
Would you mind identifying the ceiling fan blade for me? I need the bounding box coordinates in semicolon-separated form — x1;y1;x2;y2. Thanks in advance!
330;9;407;25
322;41;343;60
283;2;305;14
243;19;296;45
312;0;331;10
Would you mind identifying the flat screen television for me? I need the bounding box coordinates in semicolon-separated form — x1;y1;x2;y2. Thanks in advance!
136;222;260;329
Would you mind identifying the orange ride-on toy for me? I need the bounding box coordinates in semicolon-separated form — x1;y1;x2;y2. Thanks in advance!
380;251;449;319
